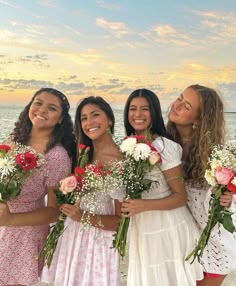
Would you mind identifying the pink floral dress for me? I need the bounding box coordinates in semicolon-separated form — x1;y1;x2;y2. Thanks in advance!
0;145;71;286
41;163;120;286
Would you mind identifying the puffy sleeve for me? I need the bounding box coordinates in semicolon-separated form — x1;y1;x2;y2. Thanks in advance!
152;137;183;171
45;145;72;188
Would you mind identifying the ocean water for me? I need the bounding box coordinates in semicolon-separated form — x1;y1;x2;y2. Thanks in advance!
0;105;235;142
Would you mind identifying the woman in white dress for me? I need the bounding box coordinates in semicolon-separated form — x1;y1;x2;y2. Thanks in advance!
167;84;236;286
121;88;204;286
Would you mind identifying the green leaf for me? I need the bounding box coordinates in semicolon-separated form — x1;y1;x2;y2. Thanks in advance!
222;214;236;233
214;186;222;200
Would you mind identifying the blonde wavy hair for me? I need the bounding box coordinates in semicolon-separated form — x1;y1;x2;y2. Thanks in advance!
167;84;225;184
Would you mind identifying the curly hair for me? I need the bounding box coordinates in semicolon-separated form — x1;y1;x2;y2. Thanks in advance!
74;96;115;162
12;88;77;169
124;88;169;138
167;84;225;183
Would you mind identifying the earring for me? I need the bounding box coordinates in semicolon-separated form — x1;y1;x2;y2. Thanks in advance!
192;123;197;130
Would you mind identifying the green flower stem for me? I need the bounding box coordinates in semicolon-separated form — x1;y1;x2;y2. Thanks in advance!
37;213;66;267
113;217;130;258
185;187;222;263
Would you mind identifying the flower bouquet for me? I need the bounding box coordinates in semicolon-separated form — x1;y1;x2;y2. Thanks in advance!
78;159;123;228
0;143;45;202
112;135;162;258
185;141;236;263
37;144;90;267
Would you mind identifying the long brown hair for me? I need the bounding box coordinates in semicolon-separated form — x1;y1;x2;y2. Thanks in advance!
12;88;76;169
167;84;225;183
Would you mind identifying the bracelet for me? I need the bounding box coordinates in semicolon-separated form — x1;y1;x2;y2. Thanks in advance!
95;215;104;229
166;175;184;182
80;211;92;228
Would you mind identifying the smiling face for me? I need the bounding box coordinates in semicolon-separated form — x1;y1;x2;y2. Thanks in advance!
80;103;111;141
168;87;200;127
128;97;151;135
28;91;63;131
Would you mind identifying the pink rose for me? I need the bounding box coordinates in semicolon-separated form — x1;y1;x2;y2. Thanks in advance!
149;151;161;165
59;176;77;194
214;167;234;185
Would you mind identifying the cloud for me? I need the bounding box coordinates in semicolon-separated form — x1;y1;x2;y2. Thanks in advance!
0;78;53;90
0;54;50;68
37;0;57;8
142;24;197;48
19;54;50;67
192;10;236;43
96;17;129;37
96;0;121;10
64;25;81;36
0;0;43;18
0;0;18;9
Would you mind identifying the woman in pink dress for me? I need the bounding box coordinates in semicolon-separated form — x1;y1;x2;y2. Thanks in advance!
41;96;122;286
0;88;76;286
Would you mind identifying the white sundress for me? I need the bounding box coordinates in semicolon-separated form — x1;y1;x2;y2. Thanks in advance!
127;137;204;286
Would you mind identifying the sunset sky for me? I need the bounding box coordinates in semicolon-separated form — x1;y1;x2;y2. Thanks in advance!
0;0;236;110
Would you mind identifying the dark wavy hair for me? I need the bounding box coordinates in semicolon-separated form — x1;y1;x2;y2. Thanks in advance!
12;87;76;169
74;96;115;162
124;88;168;138
167;84;225;183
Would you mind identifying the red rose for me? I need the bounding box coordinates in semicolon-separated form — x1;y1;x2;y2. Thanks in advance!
134;135;144;142
93;167;104;176
15;152;37;171
74;166;85;175
0;144;11;153
78;144;86;150
227;176;236;194
75;175;83;189
96;162;103;169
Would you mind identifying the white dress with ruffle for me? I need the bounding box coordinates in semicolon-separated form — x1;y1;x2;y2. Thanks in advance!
127;137;204;286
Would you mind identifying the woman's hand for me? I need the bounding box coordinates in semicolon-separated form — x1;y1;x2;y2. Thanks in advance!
0;203;12;226
60;201;82;222
219;191;233;207
121;199;147;217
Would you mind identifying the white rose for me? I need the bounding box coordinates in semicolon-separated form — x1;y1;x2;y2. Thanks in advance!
204;170;217;186
59;176;77;194
211;159;221;171
120;138;137;155
133;143;151;161
149;151;161;165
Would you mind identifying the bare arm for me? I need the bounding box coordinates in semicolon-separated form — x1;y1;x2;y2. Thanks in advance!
60;199;121;231
121;165;187;216
0;187;60;226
